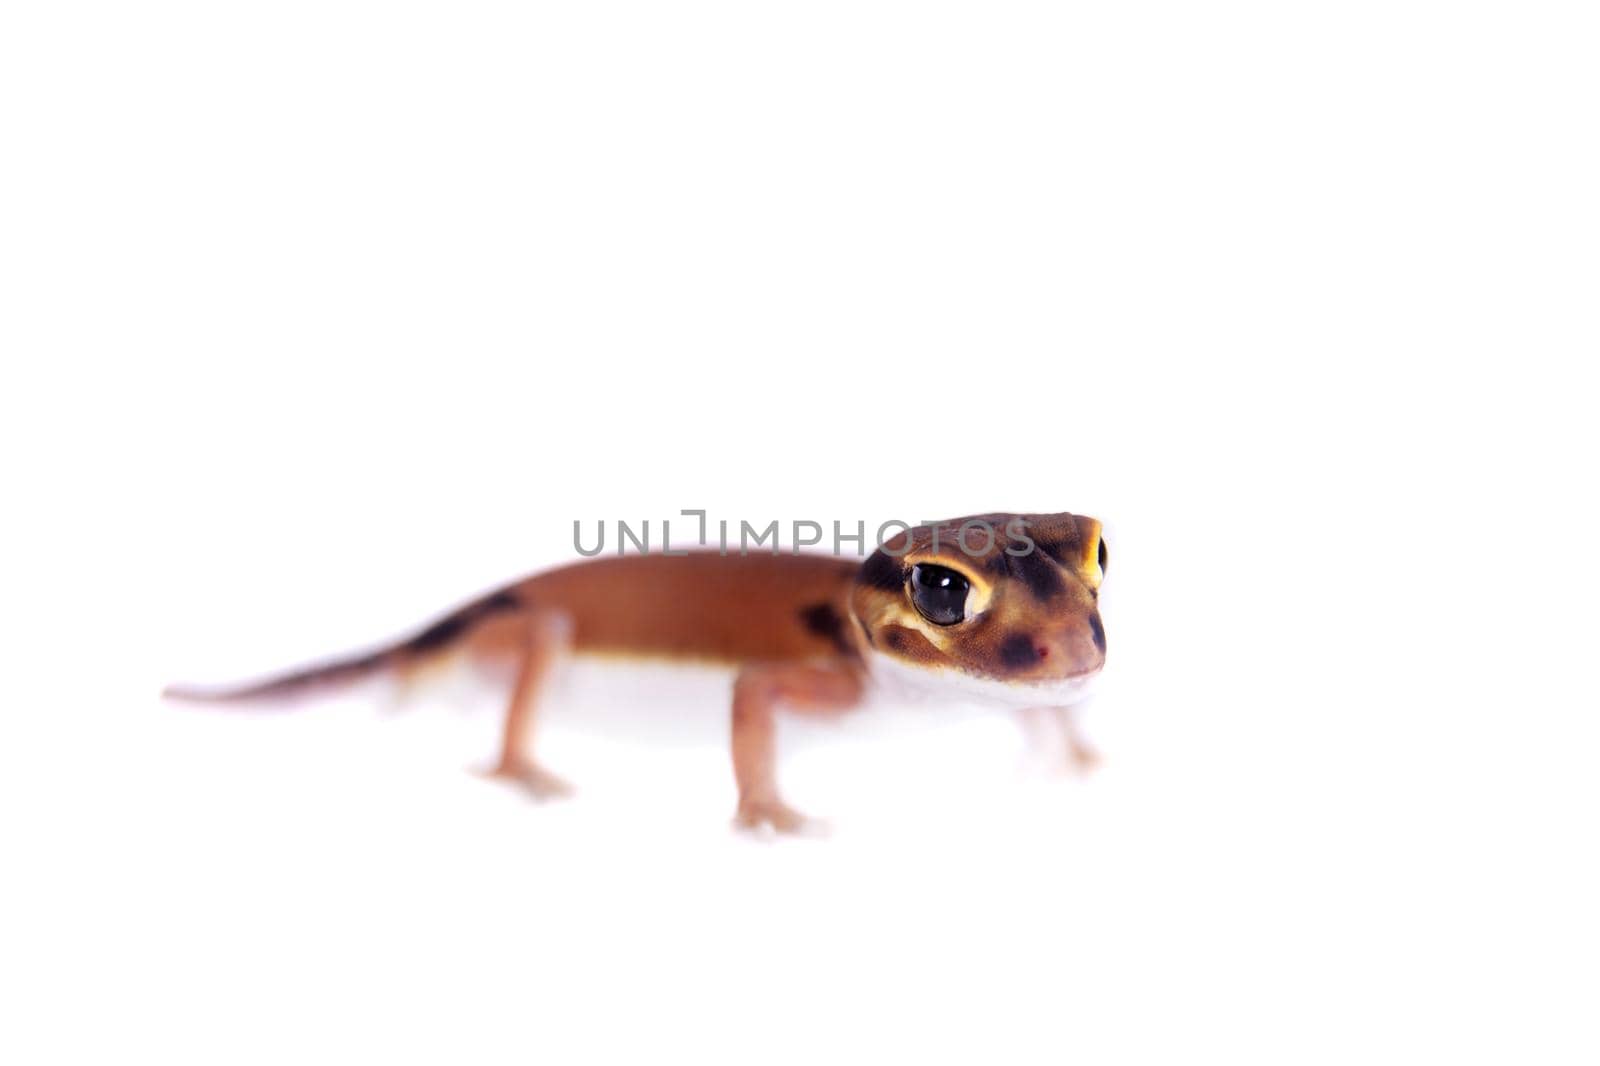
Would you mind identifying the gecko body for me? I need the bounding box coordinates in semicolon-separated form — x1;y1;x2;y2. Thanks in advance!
166;511;1108;831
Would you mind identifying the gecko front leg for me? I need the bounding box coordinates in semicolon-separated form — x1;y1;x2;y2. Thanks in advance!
730;661;864;834
1019;703;1102;775
1056;703;1102;772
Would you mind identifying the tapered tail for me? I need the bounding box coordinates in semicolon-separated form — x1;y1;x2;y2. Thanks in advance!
161;647;395;704
162;587;526;705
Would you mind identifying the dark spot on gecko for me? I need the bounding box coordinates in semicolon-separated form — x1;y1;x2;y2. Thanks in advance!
1006;550;1066;601
998;631;1041;670
408;589;523;652
409;616;466;652
798;603;853;655
481;590;523;612
858;550;907;592
1088;611;1106;653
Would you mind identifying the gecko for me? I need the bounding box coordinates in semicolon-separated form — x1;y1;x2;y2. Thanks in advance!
164;511;1108;832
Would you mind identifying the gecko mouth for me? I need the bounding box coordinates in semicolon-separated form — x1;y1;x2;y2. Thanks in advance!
1007;667;1103;685
867;652;1102;707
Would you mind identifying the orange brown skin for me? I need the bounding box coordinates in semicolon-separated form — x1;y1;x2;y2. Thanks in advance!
165;511;1108;832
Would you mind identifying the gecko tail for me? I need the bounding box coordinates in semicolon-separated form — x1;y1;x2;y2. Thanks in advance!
161;648;395;705
161;586;528;707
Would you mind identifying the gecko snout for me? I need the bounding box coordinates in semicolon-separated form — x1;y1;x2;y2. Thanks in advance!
997;610;1105;680
1052;612;1106;677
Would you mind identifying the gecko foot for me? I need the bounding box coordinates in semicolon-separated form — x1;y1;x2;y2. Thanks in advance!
479;761;575;802
734;797;827;837
1063;731;1105;774
1062;737;1103;775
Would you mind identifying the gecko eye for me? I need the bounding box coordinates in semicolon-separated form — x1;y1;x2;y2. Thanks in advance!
910;564;971;626
1097;537;1108;576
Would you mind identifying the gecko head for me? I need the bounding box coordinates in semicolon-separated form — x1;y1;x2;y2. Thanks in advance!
850;512;1107;705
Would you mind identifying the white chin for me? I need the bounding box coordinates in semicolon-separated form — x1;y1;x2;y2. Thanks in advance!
867;651;1100;708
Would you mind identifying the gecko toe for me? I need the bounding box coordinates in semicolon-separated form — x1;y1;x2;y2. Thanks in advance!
479;762;575;802
734;799;829;837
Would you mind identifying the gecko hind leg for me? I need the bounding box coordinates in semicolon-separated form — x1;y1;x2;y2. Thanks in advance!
479;608;576;801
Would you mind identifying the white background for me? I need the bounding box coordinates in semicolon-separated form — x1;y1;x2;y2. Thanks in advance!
3;2;1597;1063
